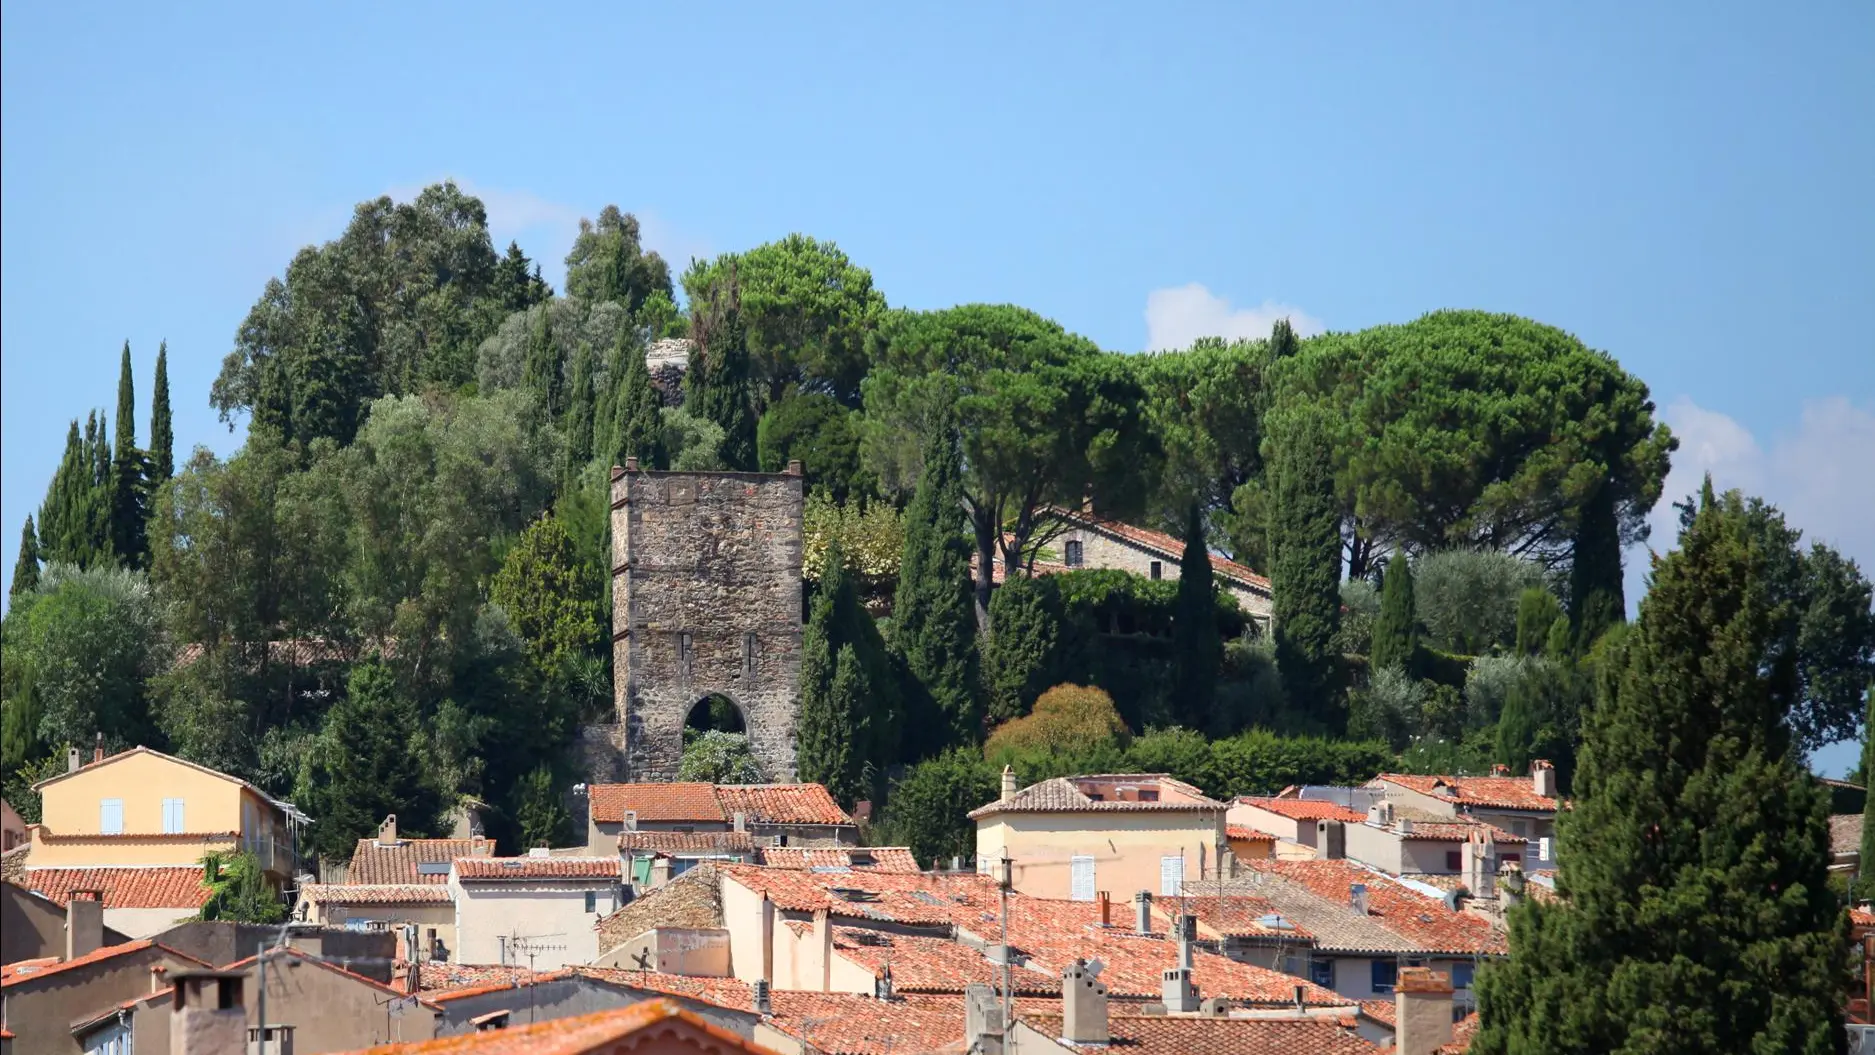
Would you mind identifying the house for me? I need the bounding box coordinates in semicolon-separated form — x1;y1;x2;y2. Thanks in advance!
448;854;625;969
971;770;1229;900
2;880;131;963
17;864;211;938
334;997;787;1055
595;864;726;959
1032;504;1275;628
347;815;494;885
0;800;23;853
295;815;497;958
26;745;311;889
1341;801;1527;882
585;782;857;857
1227;796;1370;860
1367;764;1559;845
1225;826;1277;862
0;912;210;1055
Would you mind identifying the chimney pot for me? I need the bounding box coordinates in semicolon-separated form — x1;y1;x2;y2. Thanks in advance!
1531;759;1557;799
67;746;82;773
624;456;639;472
378;814;398;846
94;731;104;764
1000;765;1017;803
1161;967;1198;1014
786;459;803;476
753;977;773;1016
171;970;248;1055
733;811;746;833
1134;890;1153;935
1097;890;1111;928
1061;958;1109;1044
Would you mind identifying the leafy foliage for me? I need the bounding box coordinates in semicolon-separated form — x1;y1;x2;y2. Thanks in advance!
3;563;161;757
1414;548;1545;656
981;575;1067;723
679;730;766;784
295;661;444;862
563;206;672;314
756;393;869;500
802;494;903;592
985;683;1131;763
197;851;284;924
1170;505;1220;729
877;748;999;868
490;513;602;671
797;542;902;805
11;517;40;600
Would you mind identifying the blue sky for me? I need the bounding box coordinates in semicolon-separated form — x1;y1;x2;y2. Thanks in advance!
4;3;1872;768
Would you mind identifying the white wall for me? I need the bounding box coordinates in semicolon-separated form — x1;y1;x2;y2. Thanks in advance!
450;882;616;969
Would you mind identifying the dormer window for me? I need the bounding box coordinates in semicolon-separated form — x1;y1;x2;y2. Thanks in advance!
1137;789;1159;802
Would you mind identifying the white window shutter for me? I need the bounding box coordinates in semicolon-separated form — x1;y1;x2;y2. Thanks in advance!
100;798;124;834
1160;854;1184;896
1070;856;1095;901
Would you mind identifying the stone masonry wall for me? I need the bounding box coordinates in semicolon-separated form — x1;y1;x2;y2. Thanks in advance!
611;464;805;782
1056;526;1274;626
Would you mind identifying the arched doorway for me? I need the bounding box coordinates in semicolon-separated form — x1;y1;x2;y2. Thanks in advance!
685;694;745;736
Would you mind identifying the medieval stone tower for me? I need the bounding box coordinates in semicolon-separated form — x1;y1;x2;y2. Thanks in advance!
609;460;805;781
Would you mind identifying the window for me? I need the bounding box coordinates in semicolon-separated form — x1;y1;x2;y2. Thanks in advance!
1371;960;1399;994
1445;850;1462;872
1501;852;1521;866
585;891;598;913
1508;819;1528;837
1137;789;1158;802
1149;560;1163;580
1452;961;1476;989
1308;959;1334;989
1064;540;1084;567
1070;856;1096;902
743;633;757;676
163;798;187;834
679;632;693;664
100;799;124;835
1160;854;1184;896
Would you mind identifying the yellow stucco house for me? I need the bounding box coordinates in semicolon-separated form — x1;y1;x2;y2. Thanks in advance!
969;770;1229;901
27;746;310;887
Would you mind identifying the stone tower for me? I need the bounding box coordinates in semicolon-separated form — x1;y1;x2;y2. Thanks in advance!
610;461;804;781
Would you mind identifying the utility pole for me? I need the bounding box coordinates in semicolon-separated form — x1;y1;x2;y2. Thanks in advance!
998;851;1013;1039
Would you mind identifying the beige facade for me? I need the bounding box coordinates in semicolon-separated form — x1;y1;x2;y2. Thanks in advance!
1342;824;1463;875
448;868;622;969
977;810;1228;901
716;874;902;995
297;894;458;963
28;748;303;883
592;927;731;975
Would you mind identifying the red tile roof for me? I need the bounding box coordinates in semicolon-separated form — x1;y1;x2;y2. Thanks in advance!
1235;797;1369;823
1440;1011;1481;1054
759;847;921;873
453;856;621;880
1391;820;1528;844
590;782;725;824
1022;1012;1376;1055
419;963;557;993
0;957;56;983
719;865;1003;927
1227;825;1278;842
424;969;575;1004
765;991;965;1055
830;926;1059;995
23;866;210;909
1372;774;1557;813
575;968;753;1010
349;837;489;884
333;998;770;1054
616;830;757;853
716;783;855;826
300;883;454;905
220;947;443;1009
1;940;207;988
1157;895;1315;942
970;774;1225;819
1246;859;1507;956
1358;998;1396;1027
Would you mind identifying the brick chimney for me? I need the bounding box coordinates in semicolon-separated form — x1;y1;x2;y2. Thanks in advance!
171;970;247;1055
1394;967;1455;1055
1096;890;1111;928
1061;958;1108;1044
1531;759;1557;799
66;889;104;960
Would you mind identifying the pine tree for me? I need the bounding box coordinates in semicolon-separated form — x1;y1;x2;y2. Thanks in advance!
250;354;295;443
563;341;596;471
290;319;365;445
512;763;571;849
521;306;562;420
1170;503;1220;729
149;341;174;486
1266;410;1342;724
796;540;900;805
608;335;666;469
1474;489;1846;1053
891;410;982;748
1370;551;1417;673
110;343;149;566
694;292;758;471
10;516;41;599
296;661;444;861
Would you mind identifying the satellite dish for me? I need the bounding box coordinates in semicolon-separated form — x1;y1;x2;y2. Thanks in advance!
1084;957;1104;978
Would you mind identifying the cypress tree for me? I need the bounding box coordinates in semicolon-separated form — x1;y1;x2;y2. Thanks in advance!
521;306;562;419
296;661;444;861
891;409;982;748
110;345;148;566
1515;586;1565;657
608;336;666;470
1568;483;1624;653
1266;409;1343;723
1170;503;1220;729
981;575;1065;724
1474;488;1846;1053
696;298;758;471
797;540;898;805
11;516;40;599
290;318;366;446
563;340;596;471
1370;551;1417;673
149;341;174;486
1860;681;1875;900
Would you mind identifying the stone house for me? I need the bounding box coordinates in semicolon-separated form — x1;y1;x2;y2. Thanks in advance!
296;884;458;962
969;771;1229;901
448;854;624;970
1028;504;1275;629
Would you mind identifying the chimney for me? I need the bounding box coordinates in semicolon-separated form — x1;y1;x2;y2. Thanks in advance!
786;459;803;476
1061;958;1109;1044
760;895;775;986
1081;488;1094;515
150;964;169;994
1463;829;1496;898
1134;890;1153;934
875;963;896;1001
623;809;639;833
733;811;746;833
1199;995;1232;1017
1175;912;1196;971
1349;883;1369;916
624;456;639;472
471;835;492;857
1394;967;1455;1055
94;731;105;764
965;983;1005;1054
1000;765;1017;803
1531;759;1557;799
66;890;104;960
1161;967;1199;1014
1395;817;1415;836
67;745;82;773
649;855;672;889
1316;819;1345;860
171;970;247;1055
1490;763;1510;777
813;908;833;992
753;977;773;1016
377;814;398;846
1097;890;1111;928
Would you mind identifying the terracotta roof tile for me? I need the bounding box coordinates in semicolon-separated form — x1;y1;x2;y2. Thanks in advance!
0;957;57;983
1022;1012;1376;1055
423;969;575;1004
1386;819;1527;844
831;926;1059;995
334;997;769;1054
1358;998;1396;1027
23;866;210;909
616;830;757;853
575;968;753;1009
589;783;724;824
1832;814;1863;856
1;940;207;988
419;963;555;993
716;783;854;826
969;774;1225;819
1439;1011;1481;1053
760;847;921;872
719;865;1003;927
349;837;488;884
1227;825;1278;842
1243;859;1506;956
1235;797;1369;823
1372;774;1557;813
596;866;725;951
765;991;965;1055
454;856;621;880
300;883;454;905
1157;895;1315;942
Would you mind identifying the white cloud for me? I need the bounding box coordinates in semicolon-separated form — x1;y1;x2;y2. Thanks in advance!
1143;283;1325;352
